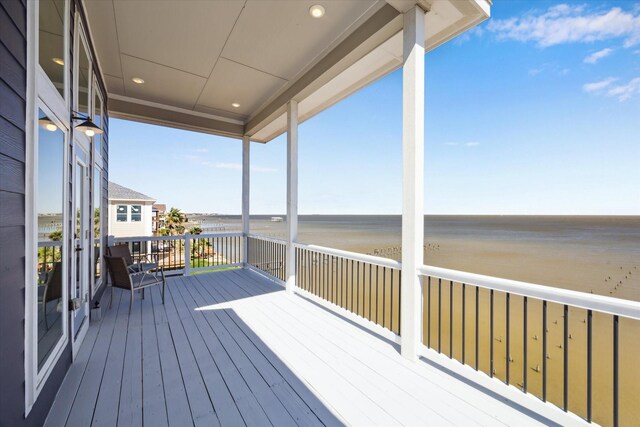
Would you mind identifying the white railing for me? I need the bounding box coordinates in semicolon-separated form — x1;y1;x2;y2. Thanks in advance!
419;265;640;321
418;264;640;425
246;234;287;282
109;232;243;276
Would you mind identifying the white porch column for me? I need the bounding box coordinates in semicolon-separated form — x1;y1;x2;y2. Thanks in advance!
286;100;299;294
242;135;250;266
401;5;426;361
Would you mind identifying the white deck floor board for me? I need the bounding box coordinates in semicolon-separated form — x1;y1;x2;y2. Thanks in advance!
182;275;325;427
92;290;132;427
46;269;590;427
189;275;342;427
148;285;193;427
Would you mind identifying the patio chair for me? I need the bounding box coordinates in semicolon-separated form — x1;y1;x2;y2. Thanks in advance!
107;244;158;273
104;255;165;312
39;262;63;330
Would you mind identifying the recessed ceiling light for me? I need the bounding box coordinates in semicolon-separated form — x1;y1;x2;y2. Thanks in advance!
132;77;145;84
309;4;325;18
231;102;240;108
52;57;64;66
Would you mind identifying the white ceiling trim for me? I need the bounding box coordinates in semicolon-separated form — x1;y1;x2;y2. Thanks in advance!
109;94;245;125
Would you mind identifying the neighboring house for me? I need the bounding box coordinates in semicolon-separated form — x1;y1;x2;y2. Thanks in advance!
108;182;156;239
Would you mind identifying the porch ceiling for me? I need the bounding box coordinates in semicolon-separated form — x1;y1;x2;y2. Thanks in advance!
83;0;490;142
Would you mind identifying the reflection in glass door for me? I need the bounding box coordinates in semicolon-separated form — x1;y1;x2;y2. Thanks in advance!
72;145;90;349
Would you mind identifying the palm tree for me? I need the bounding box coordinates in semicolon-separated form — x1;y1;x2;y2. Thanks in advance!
164;207;186;236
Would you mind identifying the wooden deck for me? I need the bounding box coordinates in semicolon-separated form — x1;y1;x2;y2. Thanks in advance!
45;268;588;426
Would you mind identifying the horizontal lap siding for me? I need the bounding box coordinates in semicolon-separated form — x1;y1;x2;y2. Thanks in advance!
0;0;28;425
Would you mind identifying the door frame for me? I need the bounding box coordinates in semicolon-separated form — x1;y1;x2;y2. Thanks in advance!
70;139;91;358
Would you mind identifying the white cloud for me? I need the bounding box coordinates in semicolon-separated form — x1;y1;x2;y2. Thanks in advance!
488;4;640;48
582;77;617;93
528;63;570;77
464;142;480;147
584;47;614;64
606;77;640;101
583;77;640;101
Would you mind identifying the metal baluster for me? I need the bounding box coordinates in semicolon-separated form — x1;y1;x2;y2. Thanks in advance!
490;289;494;378
383;267;387;329
564;304;568;412
613;315;619;427
543;300;547;402
587;309;592;423
390;269;394;332
523;296;528;393
369;263;373;321
438;278;442;353
462;283;466;365
475;286;479;371
374;265;378;324
450;280;453;358
506;292;510;385
427;276;431;348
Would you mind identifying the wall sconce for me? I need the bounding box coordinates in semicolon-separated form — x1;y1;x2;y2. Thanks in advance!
38;115;58;132
72;112;103;137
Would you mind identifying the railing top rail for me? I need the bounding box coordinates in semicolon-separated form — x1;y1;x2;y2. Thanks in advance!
419;264;640;321
38;241;63;248
110;232;242;243
247;233;287;245
293;242;401;269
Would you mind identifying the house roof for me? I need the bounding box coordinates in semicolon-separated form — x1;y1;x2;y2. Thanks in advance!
108;182;156;202
83;0;490;143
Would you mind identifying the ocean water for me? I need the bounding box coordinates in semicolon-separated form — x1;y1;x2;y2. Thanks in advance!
190;214;640;300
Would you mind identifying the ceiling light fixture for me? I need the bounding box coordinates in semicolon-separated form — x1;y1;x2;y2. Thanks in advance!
231;102;240;108
309;4;325;18
72;111;103;137
52;57;64;66
131;77;145;84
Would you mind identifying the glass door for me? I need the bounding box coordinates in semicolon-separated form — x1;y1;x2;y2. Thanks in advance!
71;143;90;354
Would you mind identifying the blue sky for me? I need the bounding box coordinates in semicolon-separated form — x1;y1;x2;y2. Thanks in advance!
110;1;640;215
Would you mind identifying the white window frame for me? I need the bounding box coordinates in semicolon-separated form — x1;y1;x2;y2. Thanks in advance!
91;165;103;295
25;101;71;415
92;76;104;160
35;0;70;116
73;15;93;147
116;205;128;222
131;204;142;222
26;0;74;415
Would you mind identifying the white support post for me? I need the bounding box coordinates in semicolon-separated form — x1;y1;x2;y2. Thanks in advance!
286;100;299;294
242;135;250;266
401;5;426;361
184;232;191;276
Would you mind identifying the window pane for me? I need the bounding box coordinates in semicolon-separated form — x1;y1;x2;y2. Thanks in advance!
117;205;127;222
131;205;142;222
37;108;65;372
93;168;101;284
78;41;90;116
93;88;102;155
39;0;65;98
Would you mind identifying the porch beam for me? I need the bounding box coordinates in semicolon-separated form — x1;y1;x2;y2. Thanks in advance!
400;5;426;361
242;135;250;265
286;100;299;294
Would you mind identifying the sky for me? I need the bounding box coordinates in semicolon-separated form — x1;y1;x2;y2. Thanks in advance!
110;1;640;215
